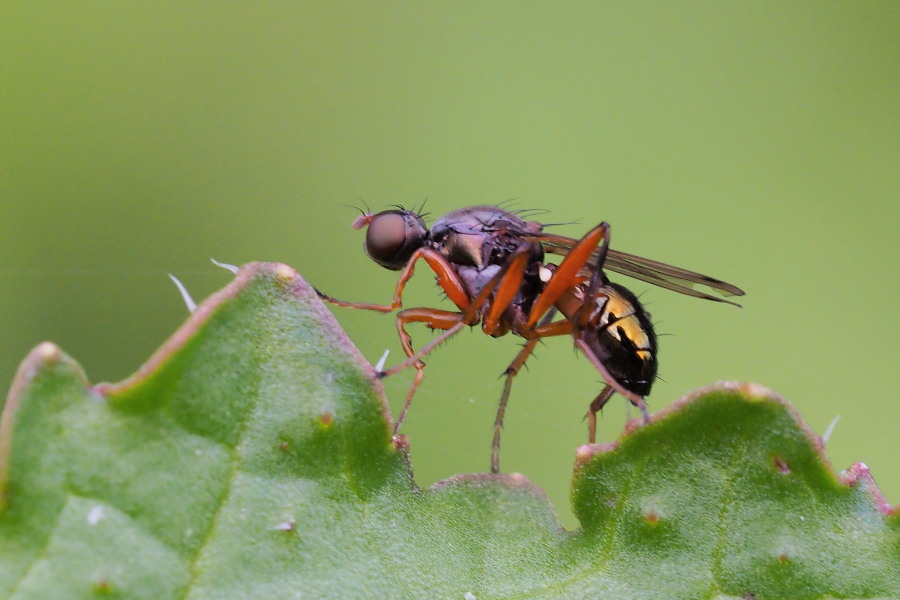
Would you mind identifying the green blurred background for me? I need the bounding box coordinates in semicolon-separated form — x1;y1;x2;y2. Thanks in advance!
2;2;897;528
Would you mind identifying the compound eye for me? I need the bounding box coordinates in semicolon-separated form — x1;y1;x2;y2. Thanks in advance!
364;210;427;270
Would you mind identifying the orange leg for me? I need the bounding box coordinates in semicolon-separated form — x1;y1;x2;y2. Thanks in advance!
584;379;650;443
586;385;614;444
486;224;609;472
525;222;610;329
380;243;535;377
572;225;650;435
572;338;647;414
315;247;473;430
481;251;529;335
490;315;573;473
491;339;539;474
380;244;535;433
316;247;471;313
390;308;466;432
534;222;650;442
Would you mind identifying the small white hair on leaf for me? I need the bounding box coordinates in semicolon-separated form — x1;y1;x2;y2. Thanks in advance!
210;258;240;274
822;415;840;444
269;520;295;532
87;505;104;525
168;274;197;313
374;349;390;372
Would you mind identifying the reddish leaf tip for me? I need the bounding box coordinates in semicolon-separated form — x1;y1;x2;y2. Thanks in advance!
735;381;777;399
575;442;614;466
392;434;410;452
35;341;62;364
274;263;298;282
841;462;897;516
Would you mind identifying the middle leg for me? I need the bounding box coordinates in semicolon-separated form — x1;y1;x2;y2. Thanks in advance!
491;315;572;473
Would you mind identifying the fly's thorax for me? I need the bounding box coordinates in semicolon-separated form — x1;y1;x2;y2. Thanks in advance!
438;231;487;267
457;264;502;298
429;205;544;268
429;206;527;239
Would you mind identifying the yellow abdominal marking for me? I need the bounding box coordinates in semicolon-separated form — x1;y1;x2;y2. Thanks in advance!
607;314;651;347
601;294;651;349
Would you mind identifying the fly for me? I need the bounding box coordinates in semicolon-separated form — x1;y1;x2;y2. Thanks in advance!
316;205;744;473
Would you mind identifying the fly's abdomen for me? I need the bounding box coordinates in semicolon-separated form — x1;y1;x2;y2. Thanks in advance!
581;283;658;397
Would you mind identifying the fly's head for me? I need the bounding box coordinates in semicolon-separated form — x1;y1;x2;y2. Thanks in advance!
353;209;428;270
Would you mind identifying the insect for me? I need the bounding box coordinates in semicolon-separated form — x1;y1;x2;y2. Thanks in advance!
317;205;744;473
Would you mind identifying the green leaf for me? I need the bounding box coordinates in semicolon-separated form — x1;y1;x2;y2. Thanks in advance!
0;262;897;599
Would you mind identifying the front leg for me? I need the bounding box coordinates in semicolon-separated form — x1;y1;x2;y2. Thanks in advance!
390;307;469;432
316;247;472;313
385;245;537;433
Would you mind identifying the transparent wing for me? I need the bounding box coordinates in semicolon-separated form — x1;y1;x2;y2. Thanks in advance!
529;232;745;307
